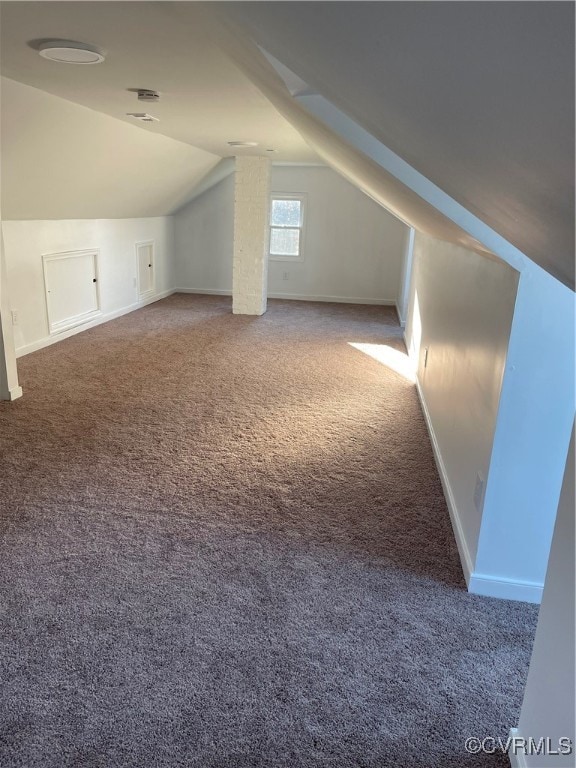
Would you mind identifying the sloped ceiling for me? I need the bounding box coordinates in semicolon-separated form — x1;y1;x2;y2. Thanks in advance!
0;1;318;220
195;10;494;258
1;77;221;220
216;1;575;289
1;1;573;289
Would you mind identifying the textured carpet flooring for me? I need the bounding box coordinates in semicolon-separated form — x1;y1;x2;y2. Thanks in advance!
0;295;537;767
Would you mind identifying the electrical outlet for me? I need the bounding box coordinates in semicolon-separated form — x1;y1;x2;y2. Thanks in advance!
423;347;429;368
473;472;485;512
282;271;289;281
11;310;18;325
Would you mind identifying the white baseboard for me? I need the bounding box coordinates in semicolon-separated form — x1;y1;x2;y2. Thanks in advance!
414;378;474;585
395;303;406;328
268;292;395;305
16;289;174;357
1;384;23;401
173;288;231;296
415;378;543;604
9;384;23;400
173;288;396;306
508;728;528;768
469;573;543;604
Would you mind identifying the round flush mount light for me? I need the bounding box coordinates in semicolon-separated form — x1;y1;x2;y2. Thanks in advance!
227;141;258;148
38;40;105;64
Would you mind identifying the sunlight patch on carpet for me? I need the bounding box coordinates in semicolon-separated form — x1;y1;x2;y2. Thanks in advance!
348;342;416;382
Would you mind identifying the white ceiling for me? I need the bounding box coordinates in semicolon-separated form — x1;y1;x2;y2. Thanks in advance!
1;1;573;289
218;1;575;290
0;1;318;163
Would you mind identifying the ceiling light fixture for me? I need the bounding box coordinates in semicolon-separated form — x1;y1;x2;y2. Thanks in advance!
38;40;105;65
227;141;258;148
127;112;159;123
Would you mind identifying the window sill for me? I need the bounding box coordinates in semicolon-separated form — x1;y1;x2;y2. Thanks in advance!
269;255;304;263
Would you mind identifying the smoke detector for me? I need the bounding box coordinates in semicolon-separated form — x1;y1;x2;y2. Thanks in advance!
227;141;258;148
126;112;159;123
137;89;160;102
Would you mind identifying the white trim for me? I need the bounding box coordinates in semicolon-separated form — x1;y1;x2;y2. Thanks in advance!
16;289;173;358
296;93;531;274
414;378;474;585
271;161;327;168
414;376;544;604
269;192;306;262
8;385;23;401
469;573;543;604
174;288;232;296
269;254;305;264
268;293;395;305
136;240;155;299
395;302;406;327
508;728;529;768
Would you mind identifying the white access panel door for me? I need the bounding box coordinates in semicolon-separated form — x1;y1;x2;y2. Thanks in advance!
43;250;101;334
137;241;154;298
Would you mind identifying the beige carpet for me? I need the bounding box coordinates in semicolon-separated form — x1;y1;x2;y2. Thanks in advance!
0;295;536;767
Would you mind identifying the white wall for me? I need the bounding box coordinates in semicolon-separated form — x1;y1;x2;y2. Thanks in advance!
405;231;575;602
473;259;575;598
3;165;409;358
396;227;415;326
267;166;406;303
2;218;174;355
405;232;519;574
174;165;407;305
510;424;575;768
174;174;234;293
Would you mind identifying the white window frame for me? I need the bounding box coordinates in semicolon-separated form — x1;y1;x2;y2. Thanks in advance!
268;193;306;262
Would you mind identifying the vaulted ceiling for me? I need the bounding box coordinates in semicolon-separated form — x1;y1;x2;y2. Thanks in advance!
215;1;574;288
1;1;573;288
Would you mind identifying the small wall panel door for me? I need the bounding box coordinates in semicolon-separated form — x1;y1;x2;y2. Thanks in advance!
43;250;101;334
137;241;154;298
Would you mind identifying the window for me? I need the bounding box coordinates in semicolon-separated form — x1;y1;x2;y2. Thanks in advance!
269;195;305;261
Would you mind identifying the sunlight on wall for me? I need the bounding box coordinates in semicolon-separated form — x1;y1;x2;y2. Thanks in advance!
348;342;416;382
409;291;422;363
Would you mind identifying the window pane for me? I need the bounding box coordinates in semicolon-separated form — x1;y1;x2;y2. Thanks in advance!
270;227;300;256
271;199;301;227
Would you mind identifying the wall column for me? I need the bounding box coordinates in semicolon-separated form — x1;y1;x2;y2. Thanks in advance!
472;262;574;602
509;423;575;767
232;156;271;315
0;231;22;401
